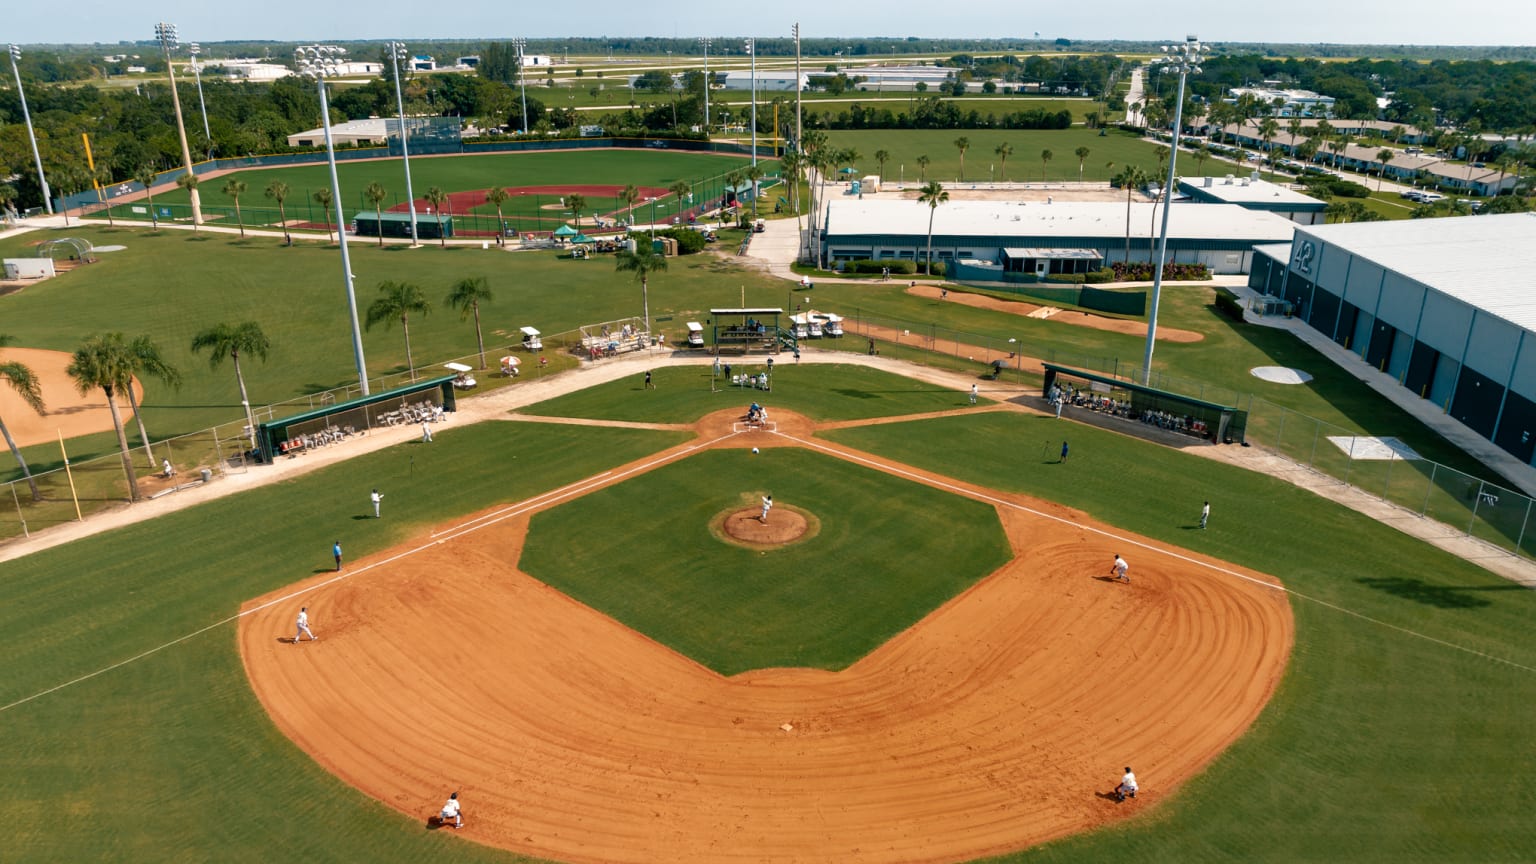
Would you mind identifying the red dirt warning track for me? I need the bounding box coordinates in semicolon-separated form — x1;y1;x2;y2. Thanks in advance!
239;410;1292;864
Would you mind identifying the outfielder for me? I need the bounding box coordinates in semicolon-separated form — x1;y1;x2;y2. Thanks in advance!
294;606;317;643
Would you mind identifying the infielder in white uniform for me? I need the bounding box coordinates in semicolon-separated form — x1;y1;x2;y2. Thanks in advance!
294;606;317;643
440;791;463;828
1111;554;1129;583
1116;767;1138;801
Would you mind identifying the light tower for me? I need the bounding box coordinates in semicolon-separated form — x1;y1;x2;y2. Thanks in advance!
793;23;802;151
295;44;370;396
386;41;420;247
1142;35;1203;386
698;36;712;132
7;44;51;214
155;22;203;225
188;43;212;159
512;37;529;135
744;37;757;167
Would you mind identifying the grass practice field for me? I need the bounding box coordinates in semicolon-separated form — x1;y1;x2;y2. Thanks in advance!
2;364;1533;862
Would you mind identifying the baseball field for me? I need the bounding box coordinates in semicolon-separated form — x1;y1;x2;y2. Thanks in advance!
3;147;1536;862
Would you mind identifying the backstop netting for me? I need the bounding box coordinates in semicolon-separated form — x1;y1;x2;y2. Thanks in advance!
388;117;462;156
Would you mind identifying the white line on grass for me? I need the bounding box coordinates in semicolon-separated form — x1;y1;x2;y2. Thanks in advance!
779;430;1536;676
0;432;737;715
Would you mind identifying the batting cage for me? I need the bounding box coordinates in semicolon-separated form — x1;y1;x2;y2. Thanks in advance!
387;116;463;156
1043;363;1248;444
254;375;458;462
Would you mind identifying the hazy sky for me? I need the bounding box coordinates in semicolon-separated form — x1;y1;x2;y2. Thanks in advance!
8;0;1536;47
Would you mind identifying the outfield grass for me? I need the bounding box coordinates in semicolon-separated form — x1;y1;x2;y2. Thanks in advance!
5;389;1535;861
520;448;1010;674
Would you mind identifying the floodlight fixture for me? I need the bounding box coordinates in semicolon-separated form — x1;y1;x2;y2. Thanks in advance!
155;21;203;225
385;40;420;247
8;44;52;214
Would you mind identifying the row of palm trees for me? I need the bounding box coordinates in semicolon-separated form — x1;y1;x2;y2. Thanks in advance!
0;275;498;505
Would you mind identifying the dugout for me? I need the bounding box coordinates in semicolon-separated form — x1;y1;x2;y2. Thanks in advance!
254;375;458;462
1043;363;1248;444
710;308;785;354
353;212;454;240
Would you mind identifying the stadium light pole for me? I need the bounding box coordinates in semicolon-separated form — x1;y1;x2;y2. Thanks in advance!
155;22;203;226
296;44;370;396
188;43;212;160
8;44;52;214
698;36;712;133
745;37;757;168
512;37;529;135
793;23;802;151
386;41;421;247
1142;35;1203;387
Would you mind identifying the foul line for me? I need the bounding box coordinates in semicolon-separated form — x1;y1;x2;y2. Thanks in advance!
0;431;739;715
778;430;1536;676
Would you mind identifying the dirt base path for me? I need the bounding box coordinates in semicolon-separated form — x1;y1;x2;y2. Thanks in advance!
905;284;1204;342
239;408;1293;864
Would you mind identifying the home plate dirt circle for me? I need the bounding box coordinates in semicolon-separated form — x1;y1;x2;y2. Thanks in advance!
721;506;811;546
239;414;1293;864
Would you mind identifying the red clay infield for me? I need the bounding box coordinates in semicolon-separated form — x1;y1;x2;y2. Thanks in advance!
239;409;1293;863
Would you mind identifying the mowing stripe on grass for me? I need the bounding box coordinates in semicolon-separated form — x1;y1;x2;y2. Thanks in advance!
1;427;741;716
778;427;1536;676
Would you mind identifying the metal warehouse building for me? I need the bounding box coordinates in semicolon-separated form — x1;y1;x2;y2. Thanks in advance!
1249;213;1536;465
817;199;1297;274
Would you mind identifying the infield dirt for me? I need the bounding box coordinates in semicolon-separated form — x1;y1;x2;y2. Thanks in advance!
239;408;1293;864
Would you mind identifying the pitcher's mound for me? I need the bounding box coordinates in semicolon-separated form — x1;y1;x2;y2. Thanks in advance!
720;507;813;548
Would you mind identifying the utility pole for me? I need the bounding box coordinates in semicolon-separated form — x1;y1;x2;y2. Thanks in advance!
745;37;757;167
793;23;802;151
8;45;51;214
699;37;712;132
512;37;529;135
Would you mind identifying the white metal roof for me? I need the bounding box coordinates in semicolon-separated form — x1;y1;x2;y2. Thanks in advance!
1180;176;1324;207
824;199;1297;244
1297;213;1536;331
1252;242;1292;262
1001;247;1102;259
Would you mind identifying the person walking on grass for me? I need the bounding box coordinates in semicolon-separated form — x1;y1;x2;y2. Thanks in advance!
1200;500;1210;529
333;540;343;572
294;606;317;643
371;488;384;518
422;421;433;443
970;383;978;405
1060;440;1070;463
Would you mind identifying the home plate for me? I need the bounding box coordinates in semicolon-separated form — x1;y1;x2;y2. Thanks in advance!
1327;436;1421;461
1250;366;1313;384
780;723;794;732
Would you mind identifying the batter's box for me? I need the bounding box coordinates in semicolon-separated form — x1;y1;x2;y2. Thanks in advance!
733;422;777;433
1326;435;1421;461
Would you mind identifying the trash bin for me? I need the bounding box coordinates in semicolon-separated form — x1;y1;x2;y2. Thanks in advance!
200;468;212;484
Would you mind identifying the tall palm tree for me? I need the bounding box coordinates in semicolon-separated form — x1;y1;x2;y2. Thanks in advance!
485;186;510;245
445;277;494;370
668;180;691;222
363;181;389;247
1193;144;1211;176
134;166;160;230
122;335;181;466
566;192;587;228
425;187;449;247
744;164;766;218
953;137;970;181
917;180;949;276
66;333;142;502
618;183;639;227
615;247;667;337
1115;165;1149;264
916;154;931;181
265;180;292;245
778;150;804;214
176;173;200;231
1377;149;1395;190
366;281;432;382
724;171;744;216
91;165;116;227
0;334;46;501
191;321;271;445
223;179;248;238
994;142;1013;181
1040;149;1054;181
1074;146;1091;182
54;164;90;227
1259;117;1279;163
873;148;891;183
313;187;334;242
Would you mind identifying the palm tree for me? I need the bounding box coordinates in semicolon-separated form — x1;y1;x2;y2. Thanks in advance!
668;180;691;222
614;247;667;337
1074;146;1091;182
953;137;970;181
0;334;46;500
916;154;931;181
0;182;18;219
121;335;182;466
313;187;334;242
1259;118;1279;163
134;166;160;230
223;179;248;238
618;183;640;227
91;165;116;227
265;181;292;245
916;180;949;276
66;333;142;502
1377;149;1395;190
445;277;494;370
485;186;510;245
363;181;388;247
1040;149;1054;181
1193;144;1211;176
176;173;200;231
54;164;90;227
425;187;449;247
191;321;270;446
778;150;804;214
994;142;1013;181
744;164;766;218
365;281;432;381
874;148;891;183
1115;165;1149;264
724;170;744;216
566;192;587;228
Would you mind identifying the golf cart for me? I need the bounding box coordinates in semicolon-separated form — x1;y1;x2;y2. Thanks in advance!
520;326;543;351
443;361;477;389
685;321;705;348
